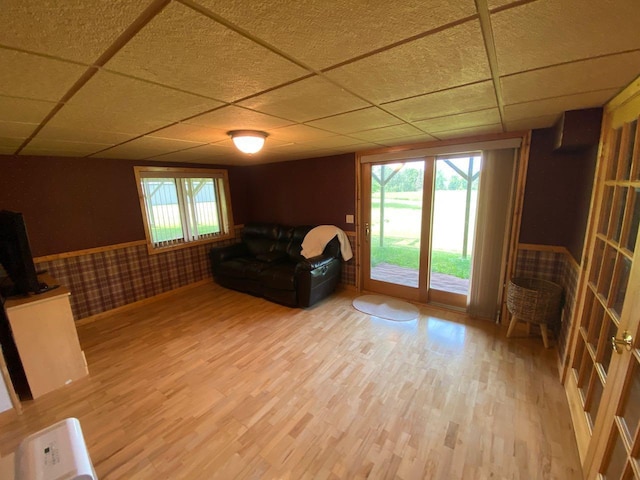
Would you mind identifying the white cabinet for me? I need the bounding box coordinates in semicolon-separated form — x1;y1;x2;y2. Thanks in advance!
4;280;88;399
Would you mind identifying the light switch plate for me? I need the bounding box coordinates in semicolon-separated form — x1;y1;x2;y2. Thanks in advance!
346;214;354;224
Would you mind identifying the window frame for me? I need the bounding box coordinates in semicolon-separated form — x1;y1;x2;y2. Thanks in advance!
134;166;235;254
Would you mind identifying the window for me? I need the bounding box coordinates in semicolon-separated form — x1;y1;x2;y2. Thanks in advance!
134;167;234;252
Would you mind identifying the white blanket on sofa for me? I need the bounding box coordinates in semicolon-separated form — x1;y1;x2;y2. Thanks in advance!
301;225;353;261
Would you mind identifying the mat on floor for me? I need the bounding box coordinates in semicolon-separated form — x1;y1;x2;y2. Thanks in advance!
352;294;419;322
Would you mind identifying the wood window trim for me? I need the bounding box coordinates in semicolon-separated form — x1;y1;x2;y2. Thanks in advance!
134;166;235;255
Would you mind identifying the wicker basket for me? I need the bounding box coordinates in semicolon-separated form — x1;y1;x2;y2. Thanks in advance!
507;277;563;325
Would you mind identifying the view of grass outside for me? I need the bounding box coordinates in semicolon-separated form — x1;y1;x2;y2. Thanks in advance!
371;157;480;282
143;177;221;244
149;203;220;242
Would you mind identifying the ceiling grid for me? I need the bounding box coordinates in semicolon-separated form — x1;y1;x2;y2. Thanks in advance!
0;0;638;164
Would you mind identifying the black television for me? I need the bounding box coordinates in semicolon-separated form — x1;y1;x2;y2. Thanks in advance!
0;210;53;297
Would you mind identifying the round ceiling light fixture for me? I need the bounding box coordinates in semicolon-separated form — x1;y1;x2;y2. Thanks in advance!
228;130;268;154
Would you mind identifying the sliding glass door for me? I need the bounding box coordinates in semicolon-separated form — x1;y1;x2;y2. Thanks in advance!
361;155;481;308
363;160;428;301
429;156;481;308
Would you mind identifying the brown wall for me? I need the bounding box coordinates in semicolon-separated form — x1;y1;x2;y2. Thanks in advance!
3;139;590;262
243;153;356;231
519;128;598;261
0;155;249;257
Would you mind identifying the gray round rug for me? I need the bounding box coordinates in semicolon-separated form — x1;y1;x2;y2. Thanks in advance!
352;294;420;322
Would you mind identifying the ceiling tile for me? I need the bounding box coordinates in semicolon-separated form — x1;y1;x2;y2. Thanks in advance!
94;136;206;160
260;146;342;161
298;135;373;149
67;71;222;121
48;104;169;137
0;142;22;154
492;0;640;75
435;123;503;139
20;138;110;156
0;1;151;63
268;125;336;143
501;51;640;105
351;124;428;142
149;143;233;163
149;124;228;144
197;0;477;69
383;81;497;122
325;20;491;104
487;0;520;9
503;89;619;123
0;121;38;139
0;136;24;148
505;115;560;132
237;77;370;123
378;134;439;147
267;125;334;143
0;50;86;101
36;125;136;145
185;105;293;130
306;108;402;134
0;96;56;124
413;108;501;133
48;71;223;135
105;2;308;102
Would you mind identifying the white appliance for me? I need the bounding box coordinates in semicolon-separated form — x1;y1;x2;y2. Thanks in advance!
15;418;97;480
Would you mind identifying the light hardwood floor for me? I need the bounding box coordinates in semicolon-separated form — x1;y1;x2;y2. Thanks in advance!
0;282;582;479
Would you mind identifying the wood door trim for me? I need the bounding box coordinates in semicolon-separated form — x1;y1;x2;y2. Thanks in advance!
501;131;531;326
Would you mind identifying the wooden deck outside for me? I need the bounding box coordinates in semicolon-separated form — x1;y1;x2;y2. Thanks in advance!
371;262;470;294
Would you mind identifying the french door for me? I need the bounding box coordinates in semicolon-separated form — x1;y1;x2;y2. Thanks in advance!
564;79;640;478
361;156;480;309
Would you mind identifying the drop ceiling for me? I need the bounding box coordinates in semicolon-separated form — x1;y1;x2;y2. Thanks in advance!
1;0;639;165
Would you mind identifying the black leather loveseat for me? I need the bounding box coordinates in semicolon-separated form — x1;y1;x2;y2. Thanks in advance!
209;223;342;307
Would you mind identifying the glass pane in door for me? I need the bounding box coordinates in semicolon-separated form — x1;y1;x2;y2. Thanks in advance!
624;188;640;252
369;161;424;288
603;428;628;480
429;156;481;295
620;359;640;441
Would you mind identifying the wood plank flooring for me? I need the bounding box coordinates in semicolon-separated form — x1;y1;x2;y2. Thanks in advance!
0;282;582;479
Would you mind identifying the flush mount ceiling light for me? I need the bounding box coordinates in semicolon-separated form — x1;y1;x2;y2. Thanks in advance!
228;130;268;154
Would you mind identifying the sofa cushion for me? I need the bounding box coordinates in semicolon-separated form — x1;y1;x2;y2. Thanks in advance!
218;257;273;281
259;263;297;290
256;251;288;263
242;223;280;256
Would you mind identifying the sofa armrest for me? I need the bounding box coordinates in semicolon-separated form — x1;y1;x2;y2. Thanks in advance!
209;242;249;274
295;256;342;307
295;254;336;272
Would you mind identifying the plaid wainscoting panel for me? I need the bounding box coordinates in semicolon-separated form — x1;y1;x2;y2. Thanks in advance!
514;249;565;284
36;227;356;320
36;238;236;320
514;248;580;360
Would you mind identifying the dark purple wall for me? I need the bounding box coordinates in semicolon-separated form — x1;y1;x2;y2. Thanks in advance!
243;153;356;230
2;140;593;261
519;128;598;261
0;155;249;257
